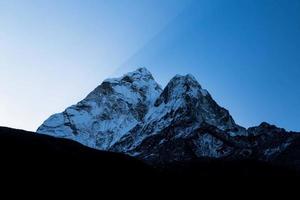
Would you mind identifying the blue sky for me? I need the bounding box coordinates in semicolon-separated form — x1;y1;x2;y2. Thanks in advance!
0;0;299;131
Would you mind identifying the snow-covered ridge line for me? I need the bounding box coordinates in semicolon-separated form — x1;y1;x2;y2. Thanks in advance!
37;68;299;165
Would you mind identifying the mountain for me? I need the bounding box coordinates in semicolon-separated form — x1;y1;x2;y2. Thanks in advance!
38;68;162;149
37;68;300;169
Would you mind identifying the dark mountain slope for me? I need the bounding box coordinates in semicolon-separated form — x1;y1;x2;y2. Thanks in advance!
0;126;157;182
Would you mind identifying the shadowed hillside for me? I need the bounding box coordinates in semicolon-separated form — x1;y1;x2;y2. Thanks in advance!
0;126;157;182
0;126;299;184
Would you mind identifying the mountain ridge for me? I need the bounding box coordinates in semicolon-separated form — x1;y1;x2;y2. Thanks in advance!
37;68;300;167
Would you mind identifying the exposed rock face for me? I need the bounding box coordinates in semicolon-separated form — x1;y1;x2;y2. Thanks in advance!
37;68;299;166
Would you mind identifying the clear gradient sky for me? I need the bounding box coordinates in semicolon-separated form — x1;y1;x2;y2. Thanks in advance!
0;0;299;131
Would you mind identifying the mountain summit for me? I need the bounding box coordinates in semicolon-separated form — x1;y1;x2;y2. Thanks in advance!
38;68;162;149
37;68;299;166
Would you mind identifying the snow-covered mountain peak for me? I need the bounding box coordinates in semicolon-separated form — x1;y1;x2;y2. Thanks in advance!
37;68;162;149
154;74;208;107
87;67;162;104
37;68;297;165
172;74;201;87
173;74;199;85
104;67;155;84
126;67;154;79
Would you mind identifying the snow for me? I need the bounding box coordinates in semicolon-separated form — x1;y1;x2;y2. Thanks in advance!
263;142;291;158
37;68;162;150
113;85;140;103
191;133;234;158
37;67;258;162
42;114;64;127
200;89;209;96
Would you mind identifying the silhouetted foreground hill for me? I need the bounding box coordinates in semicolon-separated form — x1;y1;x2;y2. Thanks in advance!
1;126;299;184
0;127;157;182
